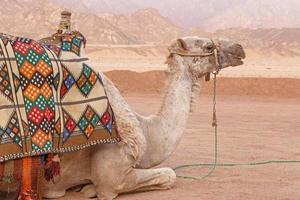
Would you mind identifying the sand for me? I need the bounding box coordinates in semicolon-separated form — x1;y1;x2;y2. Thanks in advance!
105;70;300;98
56;70;300;200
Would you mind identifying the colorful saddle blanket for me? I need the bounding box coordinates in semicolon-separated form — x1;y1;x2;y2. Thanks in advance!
0;33;120;162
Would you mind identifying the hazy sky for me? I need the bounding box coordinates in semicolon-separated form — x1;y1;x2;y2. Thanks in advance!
56;0;300;29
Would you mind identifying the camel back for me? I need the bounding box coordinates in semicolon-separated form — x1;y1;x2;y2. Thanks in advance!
0;33;120;162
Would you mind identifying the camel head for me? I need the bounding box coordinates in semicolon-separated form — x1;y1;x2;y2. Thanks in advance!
166;36;245;111
167;37;245;79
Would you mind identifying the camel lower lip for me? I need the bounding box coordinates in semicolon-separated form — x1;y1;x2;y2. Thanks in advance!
237;60;244;66
230;59;244;67
233;56;244;59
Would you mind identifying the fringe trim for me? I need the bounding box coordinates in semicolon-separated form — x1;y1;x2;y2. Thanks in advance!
0;137;121;162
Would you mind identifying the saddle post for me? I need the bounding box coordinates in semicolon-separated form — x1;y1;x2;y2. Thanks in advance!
18;157;42;200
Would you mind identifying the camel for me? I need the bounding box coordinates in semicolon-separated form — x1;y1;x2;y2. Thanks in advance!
42;37;245;200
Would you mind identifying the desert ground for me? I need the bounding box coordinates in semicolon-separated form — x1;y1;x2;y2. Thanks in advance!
55;46;300;200
59;81;300;200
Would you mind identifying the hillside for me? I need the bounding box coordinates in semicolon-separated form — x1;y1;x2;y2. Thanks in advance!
214;28;300;57
0;0;180;44
96;9;180;44
0;0;61;38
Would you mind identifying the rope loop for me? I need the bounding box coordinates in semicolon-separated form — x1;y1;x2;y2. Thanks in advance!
174;72;219;180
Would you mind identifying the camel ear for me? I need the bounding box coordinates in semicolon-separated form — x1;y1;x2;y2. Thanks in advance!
177;38;188;51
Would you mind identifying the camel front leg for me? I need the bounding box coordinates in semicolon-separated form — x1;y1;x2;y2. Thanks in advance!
83;166;176;199
128;167;176;192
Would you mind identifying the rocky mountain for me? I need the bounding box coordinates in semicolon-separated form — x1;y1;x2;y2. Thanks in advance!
0;0;61;38
214;28;300;46
214;28;300;57
0;0;180;44
96;9;181;44
53;0;140;14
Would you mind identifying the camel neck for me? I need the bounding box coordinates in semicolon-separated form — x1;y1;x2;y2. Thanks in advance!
157;71;192;121
138;63;196;168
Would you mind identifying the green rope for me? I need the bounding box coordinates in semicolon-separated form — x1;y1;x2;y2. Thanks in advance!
173;124;218;181
175;160;300;170
173;119;300;181
174;127;300;181
174;72;300;180
173;72;219;180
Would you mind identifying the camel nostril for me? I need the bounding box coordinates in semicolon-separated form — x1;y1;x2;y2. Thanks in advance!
233;43;246;59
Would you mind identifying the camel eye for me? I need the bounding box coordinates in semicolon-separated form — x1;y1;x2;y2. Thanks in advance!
206;44;214;51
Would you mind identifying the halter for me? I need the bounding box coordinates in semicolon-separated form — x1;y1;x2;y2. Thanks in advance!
168;40;223;73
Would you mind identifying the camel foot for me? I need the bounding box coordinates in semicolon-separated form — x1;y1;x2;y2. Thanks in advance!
88;167;176;198
43;189;66;199
80;184;97;198
96;191;118;200
81;184;119;200
133;167;176;192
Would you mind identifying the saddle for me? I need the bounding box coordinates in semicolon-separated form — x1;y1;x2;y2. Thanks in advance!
0;32;120;199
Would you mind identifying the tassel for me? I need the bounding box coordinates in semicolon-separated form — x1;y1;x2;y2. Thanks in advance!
44;154;61;182
212;112;217;127
205;73;211;82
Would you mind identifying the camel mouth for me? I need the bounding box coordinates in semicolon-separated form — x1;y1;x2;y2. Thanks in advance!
227;52;245;67
229;52;246;60
234;55;245;60
226;44;246;61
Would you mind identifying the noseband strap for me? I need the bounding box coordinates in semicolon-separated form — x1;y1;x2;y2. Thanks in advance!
169;45;223;71
168;50;215;57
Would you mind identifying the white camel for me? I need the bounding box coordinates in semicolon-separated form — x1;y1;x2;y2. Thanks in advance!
43;37;245;200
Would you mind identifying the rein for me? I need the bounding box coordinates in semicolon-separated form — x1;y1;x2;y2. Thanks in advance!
173;43;222;180
173;70;220;180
